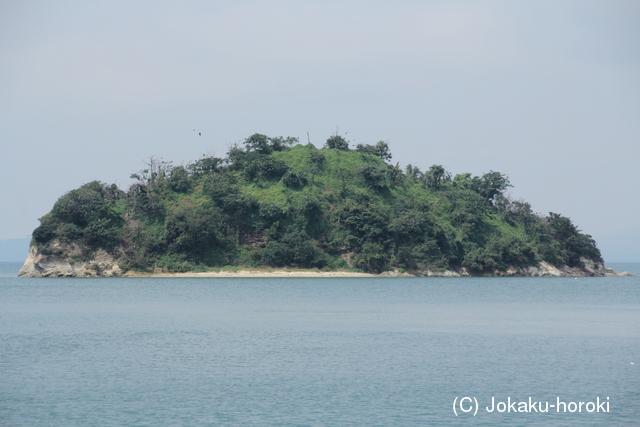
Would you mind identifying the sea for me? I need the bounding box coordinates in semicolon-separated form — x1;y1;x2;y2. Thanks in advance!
1;262;639;426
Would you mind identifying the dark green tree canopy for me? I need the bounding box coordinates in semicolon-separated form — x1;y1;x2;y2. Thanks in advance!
243;133;298;154
355;141;392;162
325;135;349;150
424;165;450;189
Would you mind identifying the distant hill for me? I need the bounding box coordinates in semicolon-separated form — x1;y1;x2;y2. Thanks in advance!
21;134;604;276
0;238;31;262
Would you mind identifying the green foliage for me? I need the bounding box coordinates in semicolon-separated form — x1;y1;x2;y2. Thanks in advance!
128;183;165;220
355;141;392;162
545;212;602;266
202;173;239;204
454;171;511;204
281;170;308;189
325;135;349;150
52;184;106;227
187;155;223;177
32;214;58;244
424;165;450;189
331;198;391;250
38;181;124;250
473;171;512;204
167;166;191;193
353;242;388;273
462;235;535;272
260;231;327;268
155;253;195;273
358;165;388;191
405;164;423;182
165;205;221;259
269;136;299;152
29;133;603;274
259;202;287;224
243;133;298;154
243;152;289;182
243;133;271;153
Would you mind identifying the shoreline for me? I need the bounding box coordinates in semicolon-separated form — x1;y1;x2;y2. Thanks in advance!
123;269;380;278
19;245;633;277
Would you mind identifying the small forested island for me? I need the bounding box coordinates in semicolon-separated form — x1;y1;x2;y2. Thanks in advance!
20;134;616;277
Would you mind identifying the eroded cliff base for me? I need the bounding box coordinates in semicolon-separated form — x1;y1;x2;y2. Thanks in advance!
19;243;629;278
19;242;123;278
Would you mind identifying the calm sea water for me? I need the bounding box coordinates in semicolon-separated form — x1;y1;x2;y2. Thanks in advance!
1;262;639;426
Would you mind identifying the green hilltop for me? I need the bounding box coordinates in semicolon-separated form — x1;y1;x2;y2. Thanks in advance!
30;133;602;274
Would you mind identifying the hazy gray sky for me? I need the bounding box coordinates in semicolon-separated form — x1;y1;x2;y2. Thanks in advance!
1;0;638;261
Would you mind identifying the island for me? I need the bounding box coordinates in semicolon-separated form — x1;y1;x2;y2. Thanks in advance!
19;133;618;278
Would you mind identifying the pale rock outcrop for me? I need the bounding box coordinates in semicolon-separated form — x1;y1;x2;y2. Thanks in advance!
377;268;413;277
415;257;614;277
19;241;122;278
19;242;624;278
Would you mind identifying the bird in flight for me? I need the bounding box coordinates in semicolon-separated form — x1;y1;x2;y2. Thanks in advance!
193;129;201;136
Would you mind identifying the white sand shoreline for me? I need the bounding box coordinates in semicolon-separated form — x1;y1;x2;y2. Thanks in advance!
123;269;382;278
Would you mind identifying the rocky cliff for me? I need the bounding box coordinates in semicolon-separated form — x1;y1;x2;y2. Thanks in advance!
19;241;123;278
19;243;622;278
412;257;618;277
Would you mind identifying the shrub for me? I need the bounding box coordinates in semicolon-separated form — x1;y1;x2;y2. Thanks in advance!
325;135;349;150
358;165;387;191
32;214;58;244
243;153;289;181
282;170;308;189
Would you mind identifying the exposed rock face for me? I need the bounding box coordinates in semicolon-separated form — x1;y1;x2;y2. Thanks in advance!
18;241;122;278
415;257;612;277
18;244;620;278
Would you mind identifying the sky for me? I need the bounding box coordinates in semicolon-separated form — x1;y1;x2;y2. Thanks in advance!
1;0;638;261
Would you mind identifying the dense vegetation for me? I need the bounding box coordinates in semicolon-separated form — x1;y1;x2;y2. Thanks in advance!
31;134;602;274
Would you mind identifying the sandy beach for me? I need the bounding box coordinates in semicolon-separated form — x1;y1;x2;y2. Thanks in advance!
123;269;381;278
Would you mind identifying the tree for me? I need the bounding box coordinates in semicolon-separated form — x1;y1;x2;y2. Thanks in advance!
130;156;173;188
282;170;308;189
325;135;349;150
243;153;289;181
424;165;450;189
32;214;59;244
545;212;602;265
332;199;391;249
471;171;511;204
243;133;271;153
353;242;388;273
167;166;191;193
49;181;124;250
243;134;298;154
269;136;298;151
359;165;387;191
452;171;511;204
165;205;221;258
261;230;326;268
405;164;423;182
187;155;223;177
355;141;392;162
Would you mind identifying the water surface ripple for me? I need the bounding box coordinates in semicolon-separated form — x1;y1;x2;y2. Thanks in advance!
1;274;639;426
